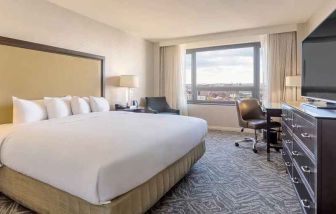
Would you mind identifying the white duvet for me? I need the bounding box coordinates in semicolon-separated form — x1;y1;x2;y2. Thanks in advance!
0;111;207;205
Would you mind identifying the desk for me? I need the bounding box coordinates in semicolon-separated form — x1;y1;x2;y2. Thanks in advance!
263;103;282;161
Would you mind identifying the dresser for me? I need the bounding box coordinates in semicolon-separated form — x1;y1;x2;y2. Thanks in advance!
281;102;336;214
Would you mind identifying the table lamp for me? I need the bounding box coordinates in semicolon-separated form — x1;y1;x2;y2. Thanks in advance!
285;75;301;101
120;75;139;108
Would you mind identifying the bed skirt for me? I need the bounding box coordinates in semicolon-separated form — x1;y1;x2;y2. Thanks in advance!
0;140;205;214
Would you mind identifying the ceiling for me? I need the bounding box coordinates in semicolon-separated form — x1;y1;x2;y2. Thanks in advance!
46;0;326;41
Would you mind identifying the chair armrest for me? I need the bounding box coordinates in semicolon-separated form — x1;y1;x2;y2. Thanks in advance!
145;109;158;114
167;108;180;115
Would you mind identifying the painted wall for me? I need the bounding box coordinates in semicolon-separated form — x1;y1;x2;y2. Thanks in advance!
188;104;239;130
0;0;154;107
302;0;336;40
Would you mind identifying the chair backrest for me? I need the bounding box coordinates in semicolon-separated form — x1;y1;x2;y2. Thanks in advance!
235;98;265;127
145;97;170;112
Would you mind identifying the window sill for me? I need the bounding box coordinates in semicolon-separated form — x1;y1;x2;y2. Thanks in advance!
187;101;235;106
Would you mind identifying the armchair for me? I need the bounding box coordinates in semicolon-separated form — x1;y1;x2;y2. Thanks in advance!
145;97;180;115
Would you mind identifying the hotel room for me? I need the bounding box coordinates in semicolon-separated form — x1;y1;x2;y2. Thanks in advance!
0;0;336;213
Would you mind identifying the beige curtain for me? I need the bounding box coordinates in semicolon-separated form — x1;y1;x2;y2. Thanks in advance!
262;32;298;105
158;45;188;115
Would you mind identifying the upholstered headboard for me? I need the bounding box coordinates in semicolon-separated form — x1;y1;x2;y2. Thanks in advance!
0;36;105;124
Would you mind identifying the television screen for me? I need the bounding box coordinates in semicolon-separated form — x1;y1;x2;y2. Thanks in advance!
302;10;336;102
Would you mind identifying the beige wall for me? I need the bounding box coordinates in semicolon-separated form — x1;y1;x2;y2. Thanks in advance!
188;104;239;130
301;0;336;40
0;0;154;107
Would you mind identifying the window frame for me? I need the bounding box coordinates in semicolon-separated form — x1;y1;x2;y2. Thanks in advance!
186;42;261;105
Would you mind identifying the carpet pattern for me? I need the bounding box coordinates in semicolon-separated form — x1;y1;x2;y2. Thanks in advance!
0;130;302;214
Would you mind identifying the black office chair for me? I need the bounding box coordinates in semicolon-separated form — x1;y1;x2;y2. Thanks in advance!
235;98;281;153
145;97;180;115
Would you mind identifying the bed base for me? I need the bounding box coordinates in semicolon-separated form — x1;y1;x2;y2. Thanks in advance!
0;140;205;214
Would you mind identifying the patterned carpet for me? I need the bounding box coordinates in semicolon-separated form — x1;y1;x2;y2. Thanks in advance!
0;130;302;214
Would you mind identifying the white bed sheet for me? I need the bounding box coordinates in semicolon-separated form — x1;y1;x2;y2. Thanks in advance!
0;112;207;205
0;123;17;167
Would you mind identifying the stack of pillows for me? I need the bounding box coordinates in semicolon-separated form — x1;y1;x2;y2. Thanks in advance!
12;96;110;124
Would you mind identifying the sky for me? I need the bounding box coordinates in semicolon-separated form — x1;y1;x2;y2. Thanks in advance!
185;47;254;85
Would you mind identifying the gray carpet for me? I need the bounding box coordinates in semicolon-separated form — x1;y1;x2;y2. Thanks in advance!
0;130;302;214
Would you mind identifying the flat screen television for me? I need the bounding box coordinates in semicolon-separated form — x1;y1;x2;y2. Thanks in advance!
302;10;336;105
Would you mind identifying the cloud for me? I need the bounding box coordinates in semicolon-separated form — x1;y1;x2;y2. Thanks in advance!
185;48;255;84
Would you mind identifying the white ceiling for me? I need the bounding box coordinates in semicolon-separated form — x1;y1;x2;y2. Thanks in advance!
46;0;326;41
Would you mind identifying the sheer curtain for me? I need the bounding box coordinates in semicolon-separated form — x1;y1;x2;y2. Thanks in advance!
261;31;297;105
158;45;188;115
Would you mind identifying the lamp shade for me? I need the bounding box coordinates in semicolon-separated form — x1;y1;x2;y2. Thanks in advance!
119;75;139;88
285;75;301;87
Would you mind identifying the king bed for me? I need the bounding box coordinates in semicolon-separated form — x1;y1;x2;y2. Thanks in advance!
0;37;207;213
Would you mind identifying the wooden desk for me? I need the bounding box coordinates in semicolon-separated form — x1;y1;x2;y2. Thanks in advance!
263;103;282;161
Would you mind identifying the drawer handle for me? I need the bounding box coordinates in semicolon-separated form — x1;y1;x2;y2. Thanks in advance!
291;177;299;184
300;199;311;209
292;151;299;156
301;166;311;174
301;133;311;138
285;162;291;167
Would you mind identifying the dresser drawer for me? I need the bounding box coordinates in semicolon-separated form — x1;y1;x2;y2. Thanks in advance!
282;144;292;175
292;165;316;214
282;108;293;127
282;124;293;153
292;113;317;156
292;141;316;195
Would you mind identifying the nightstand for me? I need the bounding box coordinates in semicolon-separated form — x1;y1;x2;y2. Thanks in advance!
118;108;145;113
115;104;146;113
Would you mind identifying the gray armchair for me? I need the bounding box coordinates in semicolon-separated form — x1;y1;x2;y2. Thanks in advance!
145;97;180;115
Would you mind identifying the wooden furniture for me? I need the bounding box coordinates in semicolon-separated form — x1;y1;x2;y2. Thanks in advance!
115;104;145;113
263;103;283;161
281;102;336;214
0;35;206;214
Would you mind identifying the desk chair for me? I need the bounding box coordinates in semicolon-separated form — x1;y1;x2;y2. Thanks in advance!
235;98;281;153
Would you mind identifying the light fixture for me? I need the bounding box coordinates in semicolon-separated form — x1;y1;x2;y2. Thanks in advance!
119;75;139;108
285;75;301;101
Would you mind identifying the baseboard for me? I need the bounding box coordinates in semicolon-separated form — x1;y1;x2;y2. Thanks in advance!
208;126;254;133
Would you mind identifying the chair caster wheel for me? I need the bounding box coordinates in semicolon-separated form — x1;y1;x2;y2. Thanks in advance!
235;142;239;147
253;148;258;153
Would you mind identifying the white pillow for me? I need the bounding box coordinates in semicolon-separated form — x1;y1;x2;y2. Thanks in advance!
89;96;110;112
44;96;72;119
12;97;48;124
71;96;91;115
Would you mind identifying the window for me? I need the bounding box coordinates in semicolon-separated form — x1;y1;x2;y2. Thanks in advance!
185;42;261;104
